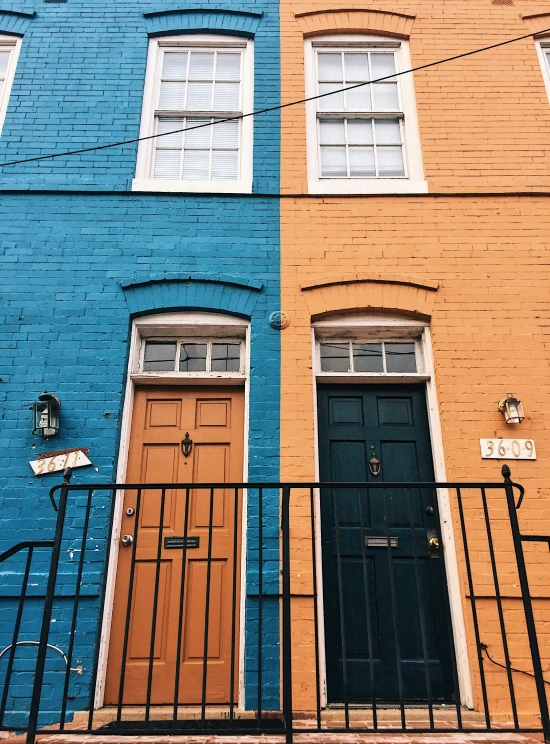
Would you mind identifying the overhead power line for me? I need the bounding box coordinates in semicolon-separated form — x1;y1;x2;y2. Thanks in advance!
1;26;549;169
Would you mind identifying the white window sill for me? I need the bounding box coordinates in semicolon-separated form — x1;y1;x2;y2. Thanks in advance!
131;372;245;386
308;179;428;195
132;178;252;194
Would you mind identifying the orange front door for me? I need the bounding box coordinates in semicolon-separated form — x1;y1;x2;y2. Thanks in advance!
105;386;245;705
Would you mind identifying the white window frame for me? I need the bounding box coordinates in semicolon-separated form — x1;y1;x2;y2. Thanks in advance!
0;35;22;137
535;39;550;104
130;312;248;384
133;34;254;194
305;35;427;194
315;315;429;383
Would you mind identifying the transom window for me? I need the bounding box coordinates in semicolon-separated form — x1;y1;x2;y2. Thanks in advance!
319;341;418;374
142;339;243;373
0;37;21;137
316;48;404;178
133;36;253;193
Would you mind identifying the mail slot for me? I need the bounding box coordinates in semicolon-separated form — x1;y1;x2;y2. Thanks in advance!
164;536;200;549
365;536;399;548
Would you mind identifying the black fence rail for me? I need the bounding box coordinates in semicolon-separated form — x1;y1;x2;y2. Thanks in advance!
0;468;548;743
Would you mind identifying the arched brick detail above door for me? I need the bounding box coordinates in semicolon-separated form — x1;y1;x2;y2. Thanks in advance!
300;273;438;319
294;8;415;39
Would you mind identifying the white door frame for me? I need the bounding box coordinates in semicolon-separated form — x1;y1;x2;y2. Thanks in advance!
311;314;474;708
93;312;251;710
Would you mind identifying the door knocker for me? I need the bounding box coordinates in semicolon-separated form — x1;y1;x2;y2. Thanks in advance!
369;452;381;477
181;433;193;457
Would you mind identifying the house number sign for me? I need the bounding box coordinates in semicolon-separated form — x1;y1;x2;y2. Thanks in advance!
30;447;92;475
480;439;536;460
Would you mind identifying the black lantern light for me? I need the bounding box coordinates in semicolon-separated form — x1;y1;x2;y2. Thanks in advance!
498;395;524;425
31;392;61;437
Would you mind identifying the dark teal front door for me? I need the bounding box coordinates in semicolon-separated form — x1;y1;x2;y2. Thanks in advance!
318;384;454;703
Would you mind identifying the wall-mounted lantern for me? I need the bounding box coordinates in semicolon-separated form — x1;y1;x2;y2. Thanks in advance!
498;395;524;425
31;393;61;437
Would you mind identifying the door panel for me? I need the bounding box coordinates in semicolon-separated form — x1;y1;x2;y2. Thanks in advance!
105;386;244;705
318;384;454;703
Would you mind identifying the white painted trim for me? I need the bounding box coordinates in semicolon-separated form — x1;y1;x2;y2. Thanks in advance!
304;35;427;195
94;311;251;711
132;178;252;194
0;35;22;137
310;316;474;709
310;327;328;708
133;34;253;194
535;38;550;104
422;327;473;708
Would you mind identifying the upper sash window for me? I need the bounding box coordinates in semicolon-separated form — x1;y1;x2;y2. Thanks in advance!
305;36;427;194
536;39;550;104
0;36;22;136
133;35;253;193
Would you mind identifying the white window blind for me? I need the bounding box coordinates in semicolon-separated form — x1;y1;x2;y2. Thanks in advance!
0;46;14;104
315;49;405;178
154;48;242;181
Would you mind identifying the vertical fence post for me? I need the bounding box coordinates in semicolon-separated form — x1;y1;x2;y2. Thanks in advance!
503;465;550;742
281;485;293;744
26;470;71;744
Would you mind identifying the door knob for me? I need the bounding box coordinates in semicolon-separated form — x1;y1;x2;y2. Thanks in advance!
121;534;134;547
428;536;440;550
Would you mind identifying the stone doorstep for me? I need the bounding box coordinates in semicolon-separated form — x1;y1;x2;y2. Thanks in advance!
0;732;546;744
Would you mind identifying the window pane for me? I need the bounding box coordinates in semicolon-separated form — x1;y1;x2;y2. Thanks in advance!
370;53;396;80
349;146;375;177
212;150;238;180
213;119;239;148
187;82;213;110
346;85;371;111
347;119;373;145
144;342;177;371
156;118;184;148
179;343;207;371
154;150;182;179
353;343;383;372
320;343;350;372
320;146;347;177
213;82;240;110
344;53;369;81
159;81;186;110
189;52;214;80
319;119;345;145
211;343;241;371
318;53;342;82
373;82;399;110
385;342;417;373
216;53;241;81
182;150;210;180
374;118;401;144
162;52;188;80
377;146;405;176
0;51;10;76
318;83;344;111
184;119;211;148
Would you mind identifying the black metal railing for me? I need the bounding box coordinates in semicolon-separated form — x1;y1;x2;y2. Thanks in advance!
0;468;548;743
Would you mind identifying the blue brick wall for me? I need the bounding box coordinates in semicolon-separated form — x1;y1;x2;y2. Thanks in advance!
0;0;281;725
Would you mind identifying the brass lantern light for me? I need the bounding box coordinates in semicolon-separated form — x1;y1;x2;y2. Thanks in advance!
31;392;61;437
498;394;524;425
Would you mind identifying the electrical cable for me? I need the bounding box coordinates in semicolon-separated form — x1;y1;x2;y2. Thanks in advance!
1;26;549;168
481;643;550;687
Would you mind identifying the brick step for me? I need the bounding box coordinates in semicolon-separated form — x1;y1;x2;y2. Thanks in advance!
71;705;512;727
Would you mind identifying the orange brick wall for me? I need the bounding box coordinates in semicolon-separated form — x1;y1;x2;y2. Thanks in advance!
280;0;550;719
